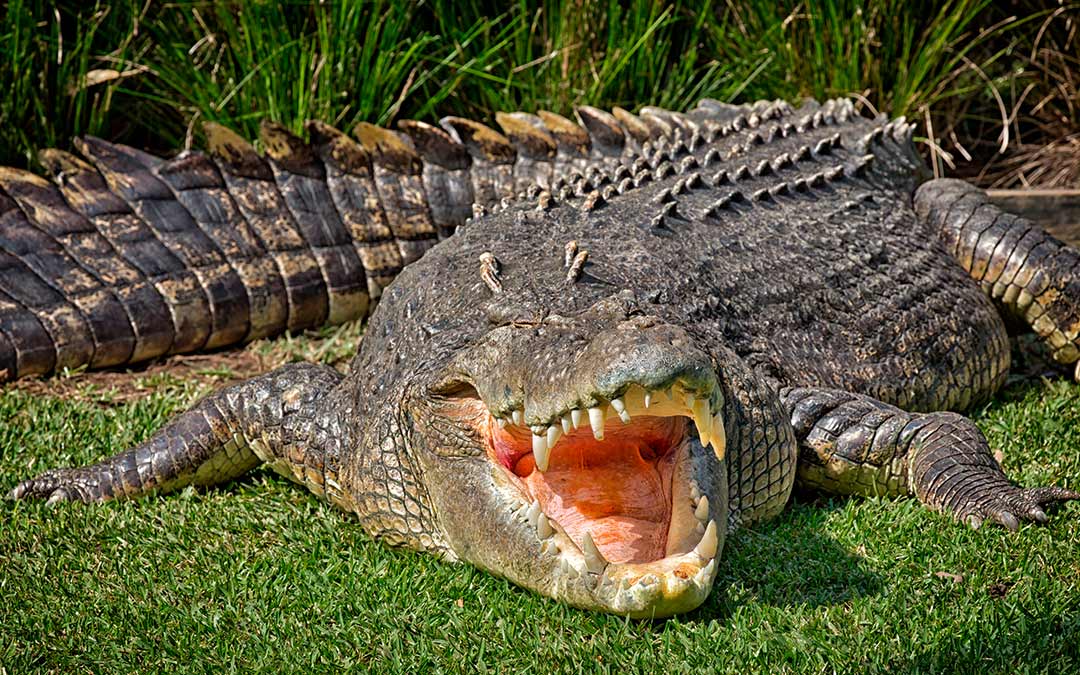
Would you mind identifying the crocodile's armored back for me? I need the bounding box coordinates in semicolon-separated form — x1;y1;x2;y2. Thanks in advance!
0;99;800;381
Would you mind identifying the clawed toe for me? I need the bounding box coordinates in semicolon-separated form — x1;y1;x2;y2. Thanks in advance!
45;488;71;506
8;470;90;504
991;510;1019;532
962;485;1078;531
1028;505;1049;524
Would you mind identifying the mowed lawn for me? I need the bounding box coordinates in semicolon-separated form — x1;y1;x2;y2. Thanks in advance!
1;332;1079;674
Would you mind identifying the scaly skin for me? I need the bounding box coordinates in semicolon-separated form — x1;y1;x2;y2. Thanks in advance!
0;103;681;380
7;97;1080;617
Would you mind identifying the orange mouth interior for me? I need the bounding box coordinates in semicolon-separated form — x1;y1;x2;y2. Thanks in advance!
489;416;686;564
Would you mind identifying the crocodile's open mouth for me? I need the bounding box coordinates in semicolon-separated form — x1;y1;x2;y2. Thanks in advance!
457;381;726;615
492;411;687;564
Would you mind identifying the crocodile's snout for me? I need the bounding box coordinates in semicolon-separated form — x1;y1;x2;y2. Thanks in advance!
463;300;723;434
417;303;729;616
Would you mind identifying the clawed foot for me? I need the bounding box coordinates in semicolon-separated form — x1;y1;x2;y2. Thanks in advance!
908;412;1080;532
952;485;1079;532
7;467;99;504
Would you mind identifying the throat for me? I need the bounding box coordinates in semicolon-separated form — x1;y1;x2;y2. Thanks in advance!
510;418;683;563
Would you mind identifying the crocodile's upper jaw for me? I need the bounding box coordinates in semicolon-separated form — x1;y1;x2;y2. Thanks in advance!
429;380;727;617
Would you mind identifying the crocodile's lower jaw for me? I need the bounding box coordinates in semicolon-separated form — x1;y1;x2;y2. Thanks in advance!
481;386;723;617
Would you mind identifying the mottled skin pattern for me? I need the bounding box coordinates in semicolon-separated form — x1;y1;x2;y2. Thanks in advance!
0;105;664;380
7;98;1080;616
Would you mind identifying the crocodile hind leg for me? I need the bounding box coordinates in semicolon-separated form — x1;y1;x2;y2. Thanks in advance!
782;387;1079;529
7;363;349;506
916;179;1080;375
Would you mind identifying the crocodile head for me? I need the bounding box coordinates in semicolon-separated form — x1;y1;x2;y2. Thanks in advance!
385;286;729;617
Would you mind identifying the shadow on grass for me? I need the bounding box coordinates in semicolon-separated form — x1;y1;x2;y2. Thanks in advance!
692;493;883;622
145;472;884;624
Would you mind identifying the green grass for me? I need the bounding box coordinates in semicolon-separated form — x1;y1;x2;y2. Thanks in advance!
1;0;750;166
1;344;1078;673
1;0;1069;179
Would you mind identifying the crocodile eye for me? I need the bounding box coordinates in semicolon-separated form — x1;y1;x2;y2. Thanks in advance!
420;381;487;458
429;378;480;399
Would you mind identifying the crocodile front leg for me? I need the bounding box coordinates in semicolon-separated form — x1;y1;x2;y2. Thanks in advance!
8;363;350;506
916;178;1080;375
783;387;1079;529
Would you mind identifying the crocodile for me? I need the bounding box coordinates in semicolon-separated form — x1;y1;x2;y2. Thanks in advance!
6;97;1080;617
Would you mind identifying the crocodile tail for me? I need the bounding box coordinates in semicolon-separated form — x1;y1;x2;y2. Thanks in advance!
0;124;374;381
0;100;770;381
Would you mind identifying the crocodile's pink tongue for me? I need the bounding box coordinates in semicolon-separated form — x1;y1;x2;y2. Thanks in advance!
512;418;680;564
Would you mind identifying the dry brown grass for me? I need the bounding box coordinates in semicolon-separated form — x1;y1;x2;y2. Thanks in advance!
4;318;365;406
976;4;1080;188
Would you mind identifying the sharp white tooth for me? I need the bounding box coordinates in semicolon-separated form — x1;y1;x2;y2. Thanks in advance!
695;520;719;559
644;391;652;408
512;409;524;426
532;433;551;471
547;424;562;448
537;512;554;539
496;417;507;429
581;531;609;573
692;398;711;447
694;558;717;585
561;415;572;434
665;387;675;401
564;559;581;578
711;412;726;459
696;420;711;448
689;481;701;501
588;406;606;440
693;398;710;423
685;393;696;412
610;397;631;424
526;500;541;528
695;495;710;522
570;409;583;429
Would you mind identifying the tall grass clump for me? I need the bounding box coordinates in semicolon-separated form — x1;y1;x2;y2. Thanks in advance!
0;0;1067;185
707;0;1024;176
418;0;748;118
0;0;147;167
976;2;1080;187
130;1;444;150
134;0;743;149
